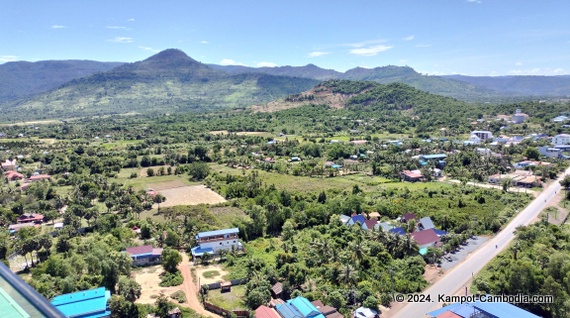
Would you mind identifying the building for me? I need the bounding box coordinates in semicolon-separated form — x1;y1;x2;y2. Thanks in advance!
553;134;570;146
191;228;242;258
1;159;16;171
125;245;163;266
4;171;24;180
51;287;111;318
361;219;377;231
275;303;304;318
426;299;540;318
470;131;494;141
401;170;423;182
538;146;564;159
286;296;325;318
28;174;51;182
310;300;343;318
347;214;367;227
512;109;528;124
17;213;44;224
354;307;378;318
0;262;65;317
410;228;440;250
418;217;435;230
256;305;282;318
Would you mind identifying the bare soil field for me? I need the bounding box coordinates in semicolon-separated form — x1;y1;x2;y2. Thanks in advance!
133;266;180;305
159;185;226;207
147;180;187;191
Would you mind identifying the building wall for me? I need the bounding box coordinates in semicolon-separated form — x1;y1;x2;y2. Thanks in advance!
132;256;161;267
553;135;570;145
199;239;240;253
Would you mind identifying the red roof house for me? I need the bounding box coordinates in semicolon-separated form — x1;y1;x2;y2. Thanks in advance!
402;170;423;182
255;306;281;318
17;213;44;224
410;229;440;249
28;174;51;182
4;171;24;180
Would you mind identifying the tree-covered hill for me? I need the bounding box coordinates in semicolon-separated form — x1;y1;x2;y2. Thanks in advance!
0;60;123;103
1;49;319;120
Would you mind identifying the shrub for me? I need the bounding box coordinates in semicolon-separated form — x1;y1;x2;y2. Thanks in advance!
170;290;186;303
160;271;184;287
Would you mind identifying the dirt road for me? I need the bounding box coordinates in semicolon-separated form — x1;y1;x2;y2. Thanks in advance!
178;253;221;318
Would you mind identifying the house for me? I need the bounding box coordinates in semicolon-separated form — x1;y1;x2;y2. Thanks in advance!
401;170;423;182
275;303;304;318
4;170;24;180
191;228;242;258
347;214;367;226
264;157;276;163
553;115;570;122
402;213;417;223
271;282;283;299
470;131;493;141
287;296;325;318
552;133;570;146
125;245;163;266
390;227;406;235
310;300;343;318
513;175;542;188
339;214;351;225
51;287;111;318
410;229;440;249
513;160;536;169
512;109;528;124
220;281;232;292
28;174;51;182
366;212;381;220
290;156;301;162
256;305;282;318
375;222;394;232
426;299;540;318
418;217;435;230
1;159;16;171
17;213;44;224
361;219;377;231
354;307;378;318
168;307;182;318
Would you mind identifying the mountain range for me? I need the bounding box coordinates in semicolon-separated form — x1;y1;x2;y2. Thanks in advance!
1;48;570;120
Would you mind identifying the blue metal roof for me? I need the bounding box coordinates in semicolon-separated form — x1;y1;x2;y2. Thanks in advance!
196;228;239;238
421;154;447;160
427;301;540;318
350;215;366;225
433;229;448;236
276;303;303;318
390;227;406;235
51;287;110;318
288;296;325;318
191;246;214;256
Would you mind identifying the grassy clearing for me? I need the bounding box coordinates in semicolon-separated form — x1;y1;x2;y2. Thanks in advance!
210;206;249;228
202;270;221;279
206;285;246;311
116;172;198;190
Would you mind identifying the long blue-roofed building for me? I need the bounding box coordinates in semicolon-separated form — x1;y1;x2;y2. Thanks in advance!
191;228;242;258
51;287;111;318
427;299;540;318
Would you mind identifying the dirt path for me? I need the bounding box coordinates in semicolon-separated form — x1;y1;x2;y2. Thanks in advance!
178;253;222;318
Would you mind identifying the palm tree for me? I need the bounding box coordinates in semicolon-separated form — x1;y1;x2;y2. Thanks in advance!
338;263;358;286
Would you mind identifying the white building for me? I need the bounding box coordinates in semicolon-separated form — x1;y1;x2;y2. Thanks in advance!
191;228;242;258
552;134;570;146
470;131;494;141
512;109;528;124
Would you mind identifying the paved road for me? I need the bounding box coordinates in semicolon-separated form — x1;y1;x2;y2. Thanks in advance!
393;168;569;318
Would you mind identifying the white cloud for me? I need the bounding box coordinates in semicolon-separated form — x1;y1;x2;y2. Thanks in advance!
51;25;66;29
466;0;482;3
402;35;415;41
219;59;247;66
0;55;19;63
107;26;127;30
138;46;158;52
109;37;133;43
127;18;135;22
515;62;523;66
349;45;393;56
257;62;277;67
200;40;209;44
308;51;330;57
415;44;432;48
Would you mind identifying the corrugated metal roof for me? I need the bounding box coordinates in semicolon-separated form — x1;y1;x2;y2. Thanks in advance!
125;245;153;256
196;228;239;238
276;303;303;318
51;287;110;318
288;296;324;318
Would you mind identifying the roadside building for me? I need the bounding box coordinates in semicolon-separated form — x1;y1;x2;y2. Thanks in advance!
125;245;163;266
51;287;111;318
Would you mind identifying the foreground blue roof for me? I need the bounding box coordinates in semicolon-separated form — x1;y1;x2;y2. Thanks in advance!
276;303;303;318
421;154;447;160
196;228;239;238
287;296;325;318
191;246;214;256
427;301;540;318
51;287;110;318
390;227;406;235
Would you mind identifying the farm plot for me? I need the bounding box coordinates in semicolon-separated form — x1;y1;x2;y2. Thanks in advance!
158;185;227;207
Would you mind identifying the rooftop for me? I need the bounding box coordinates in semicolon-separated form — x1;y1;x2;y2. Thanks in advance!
196;228;239;238
51;287;110;318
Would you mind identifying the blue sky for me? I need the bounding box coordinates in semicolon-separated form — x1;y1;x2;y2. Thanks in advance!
1;1;569;76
